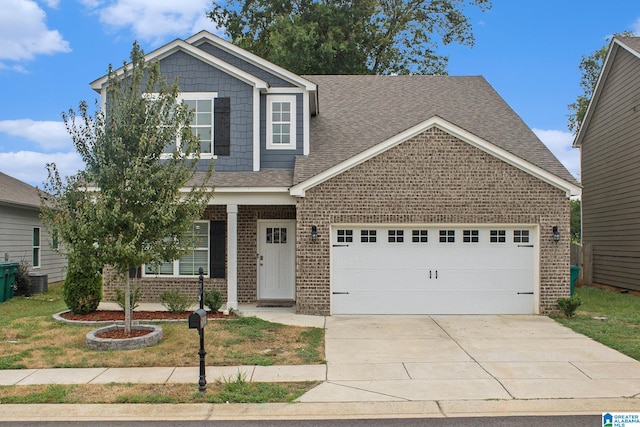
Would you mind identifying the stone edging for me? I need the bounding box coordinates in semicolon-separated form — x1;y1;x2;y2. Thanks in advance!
86;325;163;351
52;310;190;326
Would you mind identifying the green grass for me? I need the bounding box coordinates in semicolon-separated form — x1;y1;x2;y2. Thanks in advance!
552;286;640;361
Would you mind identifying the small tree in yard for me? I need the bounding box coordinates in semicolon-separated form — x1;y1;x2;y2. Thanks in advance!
41;42;213;333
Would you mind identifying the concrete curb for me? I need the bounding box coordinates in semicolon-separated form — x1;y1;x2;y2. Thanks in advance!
0;398;637;422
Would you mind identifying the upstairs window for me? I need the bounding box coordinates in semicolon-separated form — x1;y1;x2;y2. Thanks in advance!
160;93;230;158
267;95;296;149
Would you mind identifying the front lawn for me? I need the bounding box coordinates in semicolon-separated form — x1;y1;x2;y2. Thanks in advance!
0;282;325;370
552;286;640;361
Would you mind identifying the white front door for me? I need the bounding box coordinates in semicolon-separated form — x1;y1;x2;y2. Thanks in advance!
258;220;296;300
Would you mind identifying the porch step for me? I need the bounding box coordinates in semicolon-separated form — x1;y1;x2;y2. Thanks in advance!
256;299;296;308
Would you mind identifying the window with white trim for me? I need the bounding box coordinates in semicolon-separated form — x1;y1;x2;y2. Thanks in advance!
463;230;479;243
439;230;455;243
267;95;296;149
513;230;530;243
144;222;209;277
412;230;428;243
337;229;353;243
388;230;404;243
490;230;506;243
32;227;41;268
361;230;377;243
160;93;217;157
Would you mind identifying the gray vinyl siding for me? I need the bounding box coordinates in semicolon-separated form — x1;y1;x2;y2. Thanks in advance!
260;93;304;169
159;50;255;171
0;204;67;283
581;45;640;291
195;42;295;88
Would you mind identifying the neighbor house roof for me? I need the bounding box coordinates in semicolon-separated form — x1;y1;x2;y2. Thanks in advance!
0;171;41;209
574;36;640;147
293;74;577;186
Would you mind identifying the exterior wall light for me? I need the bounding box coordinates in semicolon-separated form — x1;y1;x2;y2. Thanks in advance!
552;226;560;243
311;225;318;242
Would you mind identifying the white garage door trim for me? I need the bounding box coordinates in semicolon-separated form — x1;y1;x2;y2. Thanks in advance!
330;224;540;315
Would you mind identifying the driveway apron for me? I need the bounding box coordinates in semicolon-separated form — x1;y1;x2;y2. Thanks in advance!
298;315;640;403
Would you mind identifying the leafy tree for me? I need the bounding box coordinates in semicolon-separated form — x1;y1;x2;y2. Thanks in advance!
568;32;633;134
570;199;581;243
208;0;492;75
41;42;213;333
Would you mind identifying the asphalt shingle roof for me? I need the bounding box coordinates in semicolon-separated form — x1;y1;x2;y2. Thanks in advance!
293;74;576;186
0;171;41;209
617;36;640;55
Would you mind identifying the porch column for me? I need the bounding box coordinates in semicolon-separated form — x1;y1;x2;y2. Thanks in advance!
226;204;238;310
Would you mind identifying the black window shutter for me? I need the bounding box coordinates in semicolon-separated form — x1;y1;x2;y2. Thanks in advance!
214;97;230;156
210;220;226;278
129;266;141;279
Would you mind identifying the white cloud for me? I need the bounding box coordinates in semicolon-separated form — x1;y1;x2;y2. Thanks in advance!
0;0;71;62
0;119;71;151
41;0;60;7
533;128;580;179
89;0;218;46
0;150;83;187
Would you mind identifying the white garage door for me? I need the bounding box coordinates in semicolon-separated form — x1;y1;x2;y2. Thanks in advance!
332;225;537;314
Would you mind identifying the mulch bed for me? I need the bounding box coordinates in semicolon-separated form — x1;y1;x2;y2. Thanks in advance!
59;310;233;322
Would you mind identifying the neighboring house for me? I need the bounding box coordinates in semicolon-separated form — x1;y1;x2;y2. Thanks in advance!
94;31;579;315
0;172;67;283
573;36;640;292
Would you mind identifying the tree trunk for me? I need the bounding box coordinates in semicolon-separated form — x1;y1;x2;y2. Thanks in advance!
124;274;132;334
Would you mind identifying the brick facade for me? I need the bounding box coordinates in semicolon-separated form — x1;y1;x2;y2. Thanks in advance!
102;205;296;305
103;127;570;316
295;127;570;315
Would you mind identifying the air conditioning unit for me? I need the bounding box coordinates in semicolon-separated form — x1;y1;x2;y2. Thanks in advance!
28;272;48;294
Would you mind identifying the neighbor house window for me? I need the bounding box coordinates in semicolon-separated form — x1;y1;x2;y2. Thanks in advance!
267;95;296;149
144;221;209;277
32;227;41;268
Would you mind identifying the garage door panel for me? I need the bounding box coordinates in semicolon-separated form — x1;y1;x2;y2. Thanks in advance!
332;225;536;315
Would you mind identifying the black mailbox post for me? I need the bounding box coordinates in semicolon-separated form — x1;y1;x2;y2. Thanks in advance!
188;267;207;392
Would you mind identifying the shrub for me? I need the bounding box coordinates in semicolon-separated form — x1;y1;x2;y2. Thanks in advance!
14;258;32;297
63;269;103;314
204;288;224;312
114;287;141;311
557;296;582;318
160;289;192;313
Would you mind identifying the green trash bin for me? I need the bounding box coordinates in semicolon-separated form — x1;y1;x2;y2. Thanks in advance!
0;262;19;302
570;265;580;296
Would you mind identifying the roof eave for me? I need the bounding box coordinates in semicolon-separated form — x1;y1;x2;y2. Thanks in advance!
90;39;269;92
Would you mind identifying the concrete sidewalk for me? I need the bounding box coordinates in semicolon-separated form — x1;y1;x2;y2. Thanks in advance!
1;310;640;421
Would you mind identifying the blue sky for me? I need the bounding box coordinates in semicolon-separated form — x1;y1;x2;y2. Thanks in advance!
1;0;639;187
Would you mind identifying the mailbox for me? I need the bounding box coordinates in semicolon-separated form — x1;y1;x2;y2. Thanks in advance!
188;308;208;330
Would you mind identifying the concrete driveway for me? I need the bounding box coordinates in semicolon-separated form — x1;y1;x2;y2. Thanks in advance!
299;315;640;403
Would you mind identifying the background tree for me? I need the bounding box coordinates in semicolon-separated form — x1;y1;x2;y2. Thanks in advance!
568;31;633;134
570;199;581;243
41;43;213;333
208;0;492;75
